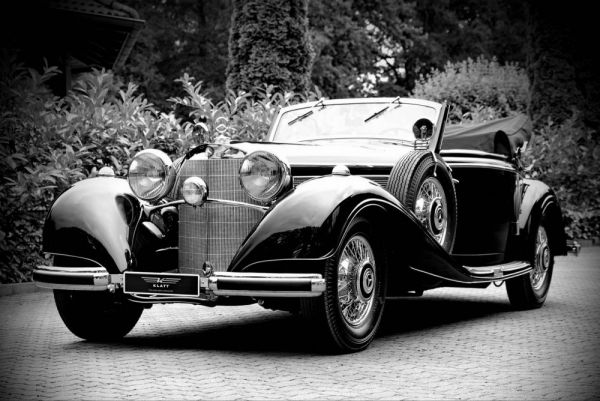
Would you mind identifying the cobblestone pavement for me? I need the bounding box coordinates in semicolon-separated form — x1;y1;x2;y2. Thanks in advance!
1;249;599;400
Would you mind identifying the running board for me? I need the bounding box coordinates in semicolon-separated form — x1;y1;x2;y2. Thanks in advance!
464;261;531;280
409;261;532;285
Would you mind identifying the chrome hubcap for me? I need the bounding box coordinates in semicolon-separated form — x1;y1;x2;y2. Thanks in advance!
531;226;550;290
337;234;376;326
415;177;447;246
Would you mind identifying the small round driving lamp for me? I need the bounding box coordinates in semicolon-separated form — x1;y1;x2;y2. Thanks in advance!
182;177;209;206
127;149;174;201
239;151;291;202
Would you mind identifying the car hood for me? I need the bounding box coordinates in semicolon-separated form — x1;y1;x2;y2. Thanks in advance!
228;141;413;167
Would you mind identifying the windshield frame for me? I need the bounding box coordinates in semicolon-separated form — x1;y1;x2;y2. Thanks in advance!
267;98;444;146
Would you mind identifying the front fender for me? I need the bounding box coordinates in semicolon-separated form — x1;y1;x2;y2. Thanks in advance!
229;176;394;273
42;177;142;273
229;175;472;283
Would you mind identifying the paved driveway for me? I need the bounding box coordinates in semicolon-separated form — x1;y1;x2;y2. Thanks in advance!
1;248;599;400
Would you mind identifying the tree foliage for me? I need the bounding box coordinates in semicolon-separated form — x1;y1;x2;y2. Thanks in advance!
119;0;530;99
119;0;232;106
308;1;379;98
226;0;314;94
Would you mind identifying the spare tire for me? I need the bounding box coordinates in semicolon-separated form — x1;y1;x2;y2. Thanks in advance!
386;151;457;251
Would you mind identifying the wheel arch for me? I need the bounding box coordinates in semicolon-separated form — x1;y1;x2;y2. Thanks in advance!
518;179;567;257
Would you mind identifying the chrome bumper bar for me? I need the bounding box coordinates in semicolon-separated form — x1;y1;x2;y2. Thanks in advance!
207;272;325;297
33;265;122;291
33;266;325;298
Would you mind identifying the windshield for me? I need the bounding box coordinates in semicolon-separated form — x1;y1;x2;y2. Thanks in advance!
271;101;440;143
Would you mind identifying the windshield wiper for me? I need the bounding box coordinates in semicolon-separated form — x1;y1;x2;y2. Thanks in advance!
364;96;401;123
288;98;325;126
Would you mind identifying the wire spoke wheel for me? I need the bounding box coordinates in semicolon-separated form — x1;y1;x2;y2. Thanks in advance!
506;218;554;309
530;226;550;291
300;217;385;353
337;234;376;327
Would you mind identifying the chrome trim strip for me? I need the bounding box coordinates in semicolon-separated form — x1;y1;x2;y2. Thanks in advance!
145;198;268;213
441;149;509;160
127;294;215;305
446;162;515;172
464;261;530;276
293;174;389;187
45;252;103;267
291;162;395;168
205;198;268;212
144;200;185;213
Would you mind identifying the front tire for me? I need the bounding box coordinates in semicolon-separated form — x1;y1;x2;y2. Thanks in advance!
302;217;385;353
54;290;143;341
506;219;554;309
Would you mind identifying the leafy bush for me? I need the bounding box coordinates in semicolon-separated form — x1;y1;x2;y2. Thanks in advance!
0;61;189;282
170;74;320;143
1;61;84;282
412;56;529;123
0;62;317;283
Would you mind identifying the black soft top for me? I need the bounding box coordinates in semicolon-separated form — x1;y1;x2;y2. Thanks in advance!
442;114;532;157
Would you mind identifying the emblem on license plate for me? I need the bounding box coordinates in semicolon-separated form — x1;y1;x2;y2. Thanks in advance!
124;272;199;296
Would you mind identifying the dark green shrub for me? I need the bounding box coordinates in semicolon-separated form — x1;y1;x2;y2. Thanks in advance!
526;115;600;240
226;0;314;93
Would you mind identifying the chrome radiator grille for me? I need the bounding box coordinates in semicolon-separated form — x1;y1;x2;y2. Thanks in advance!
177;159;263;274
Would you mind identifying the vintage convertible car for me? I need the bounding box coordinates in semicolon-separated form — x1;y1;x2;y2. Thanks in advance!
34;97;577;352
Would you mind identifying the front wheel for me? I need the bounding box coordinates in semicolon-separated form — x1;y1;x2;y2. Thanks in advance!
54;290;143;341
506;220;554;309
302;217;385;353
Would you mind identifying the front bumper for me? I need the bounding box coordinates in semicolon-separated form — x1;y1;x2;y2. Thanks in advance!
33;265;325;298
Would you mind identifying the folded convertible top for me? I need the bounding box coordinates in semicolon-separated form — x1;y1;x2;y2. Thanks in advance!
442;114;533;157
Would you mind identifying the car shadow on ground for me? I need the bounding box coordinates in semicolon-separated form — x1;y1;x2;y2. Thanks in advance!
64;295;513;355
378;296;512;337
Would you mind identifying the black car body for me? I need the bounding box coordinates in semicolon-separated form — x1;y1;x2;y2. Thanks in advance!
34;98;576;352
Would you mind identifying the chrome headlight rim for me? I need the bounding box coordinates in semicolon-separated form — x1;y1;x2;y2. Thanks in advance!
239;151;291;203
127;149;175;202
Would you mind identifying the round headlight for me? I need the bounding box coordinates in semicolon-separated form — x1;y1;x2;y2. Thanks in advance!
182;177;209;206
239;151;290;202
128;149;174;201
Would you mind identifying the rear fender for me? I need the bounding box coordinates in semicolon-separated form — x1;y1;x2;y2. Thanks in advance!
42;177;142;273
517;179;567;256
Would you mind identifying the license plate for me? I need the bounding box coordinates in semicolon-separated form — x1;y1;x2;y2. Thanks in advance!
124;272;199;296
